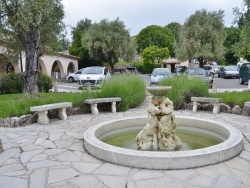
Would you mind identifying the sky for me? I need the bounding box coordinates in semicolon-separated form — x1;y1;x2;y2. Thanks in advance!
61;0;244;40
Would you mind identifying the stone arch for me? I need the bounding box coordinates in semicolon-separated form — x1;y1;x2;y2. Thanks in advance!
67;62;77;74
0;54;19;75
51;60;64;80
39;58;48;75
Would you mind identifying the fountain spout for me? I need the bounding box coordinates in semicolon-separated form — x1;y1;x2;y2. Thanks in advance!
135;86;182;151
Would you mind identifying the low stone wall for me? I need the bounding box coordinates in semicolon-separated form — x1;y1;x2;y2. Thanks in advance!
0;107;84;128
186;102;250;116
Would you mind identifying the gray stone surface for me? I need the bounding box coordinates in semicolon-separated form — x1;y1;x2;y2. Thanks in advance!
0;96;250;187
0;175;28;188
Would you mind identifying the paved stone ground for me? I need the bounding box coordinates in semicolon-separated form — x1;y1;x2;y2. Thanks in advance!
0;98;250;188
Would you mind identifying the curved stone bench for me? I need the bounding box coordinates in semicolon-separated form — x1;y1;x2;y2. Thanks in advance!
191;97;223;114
84;97;121;115
30;102;72;125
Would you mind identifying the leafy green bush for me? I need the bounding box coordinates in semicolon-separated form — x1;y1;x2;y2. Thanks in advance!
159;75;210;109
96;74;146;111
37;73;53;92
0;73;23;94
0;73;53;94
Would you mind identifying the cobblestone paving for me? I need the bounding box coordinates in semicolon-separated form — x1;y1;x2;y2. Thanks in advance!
0;98;250;188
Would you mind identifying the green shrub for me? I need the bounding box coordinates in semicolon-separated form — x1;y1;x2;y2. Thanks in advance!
96;74;146;111
37;73;53;92
159;75;210;109
0;73;53;94
0;73;23;94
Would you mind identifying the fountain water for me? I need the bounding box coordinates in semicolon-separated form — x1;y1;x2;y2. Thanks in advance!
83;86;243;169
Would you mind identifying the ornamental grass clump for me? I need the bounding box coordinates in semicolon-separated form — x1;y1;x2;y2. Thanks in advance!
159;75;209;109
97;74;146;111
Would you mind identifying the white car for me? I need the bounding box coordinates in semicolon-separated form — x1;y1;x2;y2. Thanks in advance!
149;68;172;86
78;66;111;88
66;68;84;82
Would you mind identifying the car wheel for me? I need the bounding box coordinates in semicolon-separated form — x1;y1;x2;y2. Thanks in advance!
239;77;244;85
68;77;74;82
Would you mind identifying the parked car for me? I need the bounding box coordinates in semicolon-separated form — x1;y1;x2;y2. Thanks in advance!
174;66;187;75
66;68;84;82
184;67;213;88
125;67;139;74
114;68;130;75
214;65;222;74
149;68;172;86
217;66;239;78
204;65;216;77
78;66;111;88
239;63;250;84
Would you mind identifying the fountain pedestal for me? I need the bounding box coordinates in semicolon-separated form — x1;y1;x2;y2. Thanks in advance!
136;86;182;151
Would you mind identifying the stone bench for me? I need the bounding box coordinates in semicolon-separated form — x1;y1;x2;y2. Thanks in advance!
245;101;250;107
30;102;72;125
191;97;223;114
84;97;121;115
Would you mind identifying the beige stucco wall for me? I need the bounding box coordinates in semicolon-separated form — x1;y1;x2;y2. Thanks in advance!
0;45;79;80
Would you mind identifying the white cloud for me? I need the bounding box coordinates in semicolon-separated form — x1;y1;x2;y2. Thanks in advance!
61;0;243;39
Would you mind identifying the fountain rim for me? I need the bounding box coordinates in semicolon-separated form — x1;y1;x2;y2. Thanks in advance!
83;115;243;169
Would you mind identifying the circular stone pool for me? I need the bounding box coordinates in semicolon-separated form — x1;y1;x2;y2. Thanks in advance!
83;116;243;170
99;126;225;151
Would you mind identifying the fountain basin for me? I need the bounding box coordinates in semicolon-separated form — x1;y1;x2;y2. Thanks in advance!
83;116;243;170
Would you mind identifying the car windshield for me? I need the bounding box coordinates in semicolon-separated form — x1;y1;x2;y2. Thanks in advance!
188;69;206;75
153;69;171;76
82;67;103;74
224;66;237;71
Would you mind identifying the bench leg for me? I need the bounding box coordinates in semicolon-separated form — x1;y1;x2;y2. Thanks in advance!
192;101;197;113
90;104;99;115
213;103;220;114
37;111;49;125
111;102;117;113
58;107;67;120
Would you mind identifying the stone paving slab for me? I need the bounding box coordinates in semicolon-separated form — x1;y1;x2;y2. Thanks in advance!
0;98;250;188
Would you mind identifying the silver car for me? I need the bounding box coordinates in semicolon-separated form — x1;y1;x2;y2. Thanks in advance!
218;66;239;78
66;68;84;82
149;68;172;86
78;66;111;88
184;68;213;88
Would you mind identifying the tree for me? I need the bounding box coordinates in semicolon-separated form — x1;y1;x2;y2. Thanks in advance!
233;0;250;61
165;22;182;43
0;0;65;96
141;46;170;65
176;9;226;68
224;27;241;64
136;25;175;56
82;18;135;73
68;18;101;68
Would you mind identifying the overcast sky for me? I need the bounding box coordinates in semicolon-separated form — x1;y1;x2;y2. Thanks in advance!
61;0;243;40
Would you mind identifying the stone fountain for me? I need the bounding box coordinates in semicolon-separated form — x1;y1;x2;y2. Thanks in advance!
83;86;243;169
136;86;182;151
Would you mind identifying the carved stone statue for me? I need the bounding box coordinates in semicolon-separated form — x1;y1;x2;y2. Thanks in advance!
136;87;182;151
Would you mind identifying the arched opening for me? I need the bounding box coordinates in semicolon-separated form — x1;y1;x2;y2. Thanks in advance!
51;60;63;81
67;62;76;74
39;58;48;75
0;54;15;76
